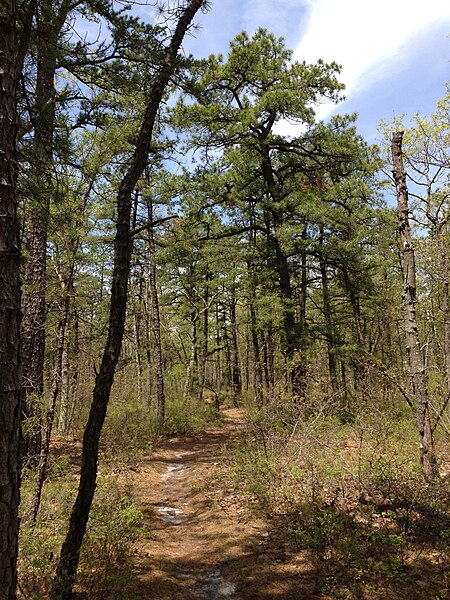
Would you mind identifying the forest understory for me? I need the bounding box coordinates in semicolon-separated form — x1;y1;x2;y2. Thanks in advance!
18;401;450;600
1;2;449;599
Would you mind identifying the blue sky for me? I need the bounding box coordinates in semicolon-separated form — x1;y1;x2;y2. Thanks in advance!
178;0;450;142
81;1;449;143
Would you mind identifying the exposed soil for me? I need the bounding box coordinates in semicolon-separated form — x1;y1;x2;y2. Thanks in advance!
125;408;326;600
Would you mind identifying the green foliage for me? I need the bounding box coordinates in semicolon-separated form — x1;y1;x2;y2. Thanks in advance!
19;472;143;599
231;399;450;599
79;480;144;598
160;398;222;436
103;391;222;453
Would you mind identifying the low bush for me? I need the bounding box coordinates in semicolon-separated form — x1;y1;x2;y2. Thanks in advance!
231;396;450;599
19;473;143;599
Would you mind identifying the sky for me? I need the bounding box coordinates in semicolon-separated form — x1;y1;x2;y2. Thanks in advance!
178;0;450;142
79;1;449;143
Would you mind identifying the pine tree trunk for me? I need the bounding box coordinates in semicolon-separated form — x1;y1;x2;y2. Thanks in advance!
215;304;222;392
133;306;144;403
0;1;21;595
21;0;69;460
143;289;153;405
262;323;275;391
267;324;275;388
198;285;209;402
230;289;242;402
319;235;339;399
65;309;80;435
184;313;198;401
29;277;71;522
249;289;263;405
146;196;165;420
392;131;440;483
50;4;207;596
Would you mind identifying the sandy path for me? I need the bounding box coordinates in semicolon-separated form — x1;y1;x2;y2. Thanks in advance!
126;408;319;600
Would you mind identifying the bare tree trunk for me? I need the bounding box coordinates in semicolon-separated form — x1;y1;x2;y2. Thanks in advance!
66;310;80;435
249;290;263;405
392;131;440;483
29;276;71;521
143;287;153;405
230;287;242;403
267;323;275;388
215;304;222;392
0;2;21;595
183;313;198;401
146;195;165;420
133;303;144;403
50;4;207;596
438;231;450;395
58;341;70;434
262;324;275;390
198;284;209;402
244;324;250;391
319;234;339;399
21;0;71;461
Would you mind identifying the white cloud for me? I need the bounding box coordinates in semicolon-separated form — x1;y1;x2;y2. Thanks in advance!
293;0;450;120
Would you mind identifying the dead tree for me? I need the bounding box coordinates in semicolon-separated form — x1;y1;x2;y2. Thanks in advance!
391;130;440;483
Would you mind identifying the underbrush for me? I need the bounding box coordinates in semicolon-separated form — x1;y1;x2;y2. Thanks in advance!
19;469;144;599
101;395;222;455
18;394;221;598
232;397;450;599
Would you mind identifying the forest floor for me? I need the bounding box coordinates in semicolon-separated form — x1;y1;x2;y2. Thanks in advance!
124;407;327;600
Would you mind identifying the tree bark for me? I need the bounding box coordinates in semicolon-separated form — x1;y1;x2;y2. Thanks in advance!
230;285;242;403
0;1;21;597
143;285;153;405
29;274;71;522
133;307;144;402
249;288;263;405
319;233;339;399
198;284;209;402
215;303;222;392
183;311;198;401
21;0;70;461
438;230;450;395
392;131;440;483
50;3;207;597
146;195;165;421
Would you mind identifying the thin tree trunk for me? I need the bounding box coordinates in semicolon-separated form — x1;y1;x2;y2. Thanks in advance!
21;0;71;461
265;323;275;388
438;231;450;394
392;131;440;483
146;195;165;420
58;340;70;434
29;277;71;521
0;2;21;595
249;289;263;405
66;310;80;435
198;285;209;402
215;303;222;392
183;313;198;401
143;286;153;405
230;288;242;402
319;234;339;399
244;320;250;392
50;4;207;596
133;306;144;403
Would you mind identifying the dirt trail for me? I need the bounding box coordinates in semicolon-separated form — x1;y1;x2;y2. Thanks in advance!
126;407;319;600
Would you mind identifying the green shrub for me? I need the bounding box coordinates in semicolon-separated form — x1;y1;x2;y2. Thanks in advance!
19;473;143;599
